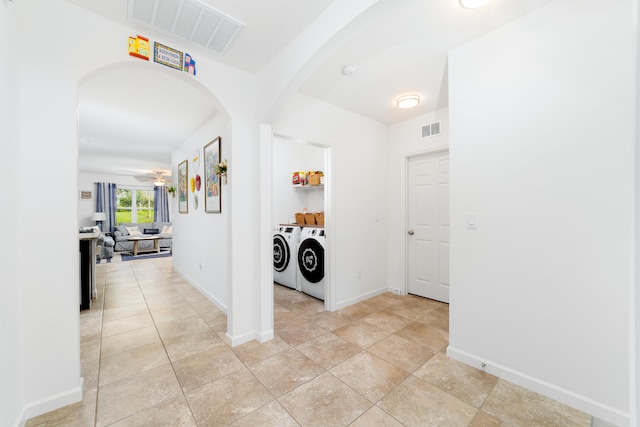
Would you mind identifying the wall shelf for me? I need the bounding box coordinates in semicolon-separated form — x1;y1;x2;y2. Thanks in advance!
292;184;324;191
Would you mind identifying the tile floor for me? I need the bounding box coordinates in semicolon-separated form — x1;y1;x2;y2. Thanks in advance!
27;257;593;426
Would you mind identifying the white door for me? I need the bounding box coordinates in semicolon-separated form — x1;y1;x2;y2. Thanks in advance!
407;151;450;302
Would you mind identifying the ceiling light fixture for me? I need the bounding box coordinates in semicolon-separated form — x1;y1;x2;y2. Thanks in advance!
459;0;495;9
396;94;420;109
154;178;165;186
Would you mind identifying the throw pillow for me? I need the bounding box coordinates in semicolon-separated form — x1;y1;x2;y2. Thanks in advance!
161;225;173;234
126;226;142;236
115;225;129;235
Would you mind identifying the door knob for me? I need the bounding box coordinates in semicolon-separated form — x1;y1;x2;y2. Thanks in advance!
408;230;415;236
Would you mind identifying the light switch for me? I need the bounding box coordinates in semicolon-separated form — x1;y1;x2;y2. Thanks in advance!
466;213;477;229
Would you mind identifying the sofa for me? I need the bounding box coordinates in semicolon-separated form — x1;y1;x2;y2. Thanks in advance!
113;222;172;253
97;232;115;260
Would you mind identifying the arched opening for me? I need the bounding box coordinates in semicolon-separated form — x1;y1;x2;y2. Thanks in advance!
76;61;234;352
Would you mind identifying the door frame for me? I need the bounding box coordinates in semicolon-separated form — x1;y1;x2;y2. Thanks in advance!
400;147;449;296
262;127;334;319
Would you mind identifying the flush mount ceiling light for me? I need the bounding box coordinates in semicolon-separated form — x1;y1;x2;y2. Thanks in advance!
459;0;495;8
396;94;420;109
154;177;165;186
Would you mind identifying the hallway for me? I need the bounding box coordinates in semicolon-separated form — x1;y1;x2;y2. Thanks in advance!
27;258;592;426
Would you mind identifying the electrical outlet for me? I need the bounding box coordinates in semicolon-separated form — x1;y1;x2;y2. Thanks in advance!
481;362;487;370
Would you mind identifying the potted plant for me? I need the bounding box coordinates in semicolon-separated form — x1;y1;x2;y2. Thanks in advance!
166;185;176;197
215;159;228;184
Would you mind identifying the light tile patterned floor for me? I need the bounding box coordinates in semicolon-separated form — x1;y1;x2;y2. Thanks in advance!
26;257;592;426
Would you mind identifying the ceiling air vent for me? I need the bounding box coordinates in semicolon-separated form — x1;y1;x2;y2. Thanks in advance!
127;0;244;55
422;121;441;138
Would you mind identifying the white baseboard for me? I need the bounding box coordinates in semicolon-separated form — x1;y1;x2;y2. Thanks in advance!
17;382;83;427
174;267;277;347
225;330;259;347
257;329;274;343
172;265;228;313
334;287;390;310
446;346;630;427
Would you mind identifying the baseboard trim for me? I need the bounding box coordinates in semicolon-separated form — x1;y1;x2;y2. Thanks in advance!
17;381;83;427
225;330;259;347
446;346;630;427
334;287;390;310
257;329;274;343
172;265;228;313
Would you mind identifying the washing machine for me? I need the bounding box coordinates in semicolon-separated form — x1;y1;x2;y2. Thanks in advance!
273;225;301;289
297;227;325;300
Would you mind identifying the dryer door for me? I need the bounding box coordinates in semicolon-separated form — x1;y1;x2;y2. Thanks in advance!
298;239;324;283
273;234;290;272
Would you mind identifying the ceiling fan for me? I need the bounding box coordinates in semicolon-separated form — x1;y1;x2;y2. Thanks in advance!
120;169;172;186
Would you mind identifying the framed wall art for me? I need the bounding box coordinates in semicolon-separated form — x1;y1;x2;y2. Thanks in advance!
178;159;188;213
203;137;221;213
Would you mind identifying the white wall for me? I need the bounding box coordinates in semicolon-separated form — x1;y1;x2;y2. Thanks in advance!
9;0;258;422
273;93;390;309
16;1;89;420
272;136;325;225
387;108;450;292
0;1;24;426
447;1;634;425
172;114;230;311
634;3;640;425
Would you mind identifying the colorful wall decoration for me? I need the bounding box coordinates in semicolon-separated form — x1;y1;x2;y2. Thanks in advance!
128;36;197;76
128;35;150;61
178;159;188;214
154;42;183;70
204;137;221;213
184;53;196;75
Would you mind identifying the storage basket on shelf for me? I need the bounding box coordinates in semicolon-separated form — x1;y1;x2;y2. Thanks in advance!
295;213;306;225
314;212;324;226
304;213;316;225
308;174;321;186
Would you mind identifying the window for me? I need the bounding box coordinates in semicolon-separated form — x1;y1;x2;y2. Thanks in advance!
116;188;154;224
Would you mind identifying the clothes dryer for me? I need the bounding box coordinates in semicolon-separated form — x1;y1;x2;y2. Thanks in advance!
297;227;325;300
273;225;301;289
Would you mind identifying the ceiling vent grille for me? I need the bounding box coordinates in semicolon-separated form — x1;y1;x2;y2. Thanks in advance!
127;0;244;55
422;121;441;138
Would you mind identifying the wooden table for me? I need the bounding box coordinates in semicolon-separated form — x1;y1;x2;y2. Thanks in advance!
126;235;160;256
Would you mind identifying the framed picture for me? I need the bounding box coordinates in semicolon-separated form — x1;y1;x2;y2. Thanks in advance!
203;137;221;213
178;159;188;213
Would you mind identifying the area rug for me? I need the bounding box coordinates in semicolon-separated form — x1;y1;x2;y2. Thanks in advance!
97;251;172;264
121;251;172;262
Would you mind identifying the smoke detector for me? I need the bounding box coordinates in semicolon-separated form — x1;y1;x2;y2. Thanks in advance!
341;64;357;76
